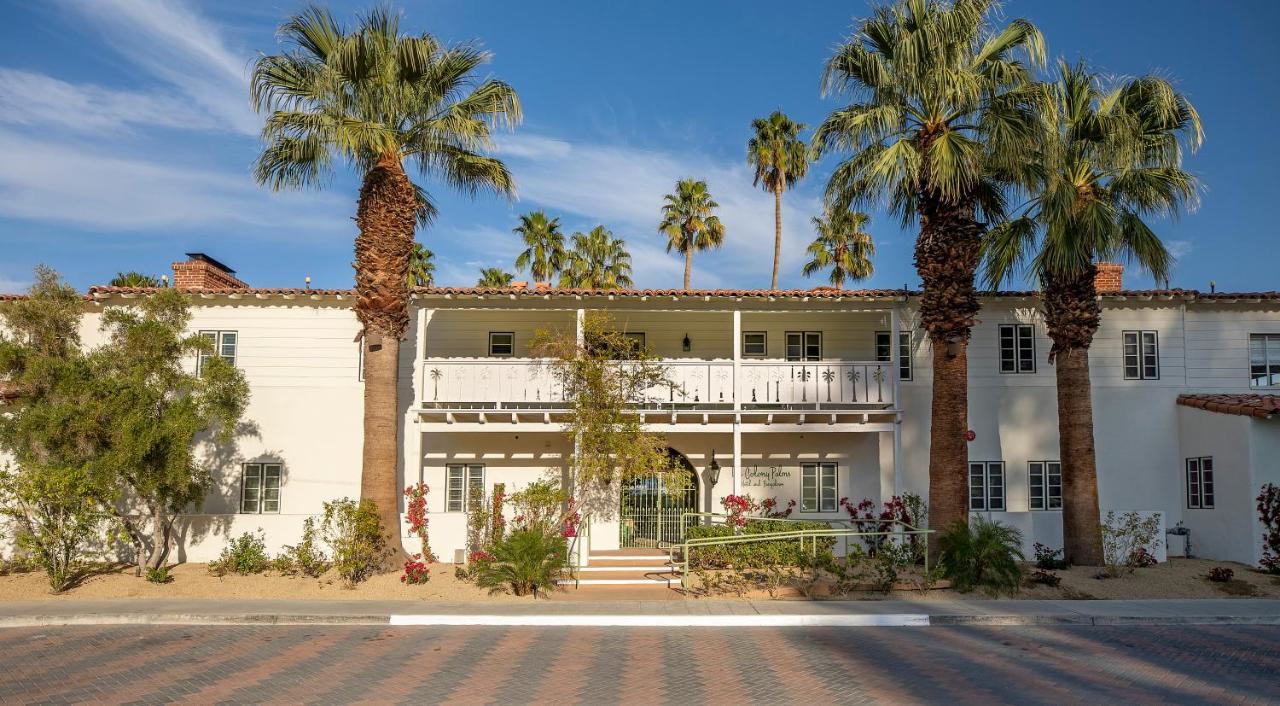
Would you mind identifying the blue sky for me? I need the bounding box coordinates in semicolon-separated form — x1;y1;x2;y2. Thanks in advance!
0;0;1276;293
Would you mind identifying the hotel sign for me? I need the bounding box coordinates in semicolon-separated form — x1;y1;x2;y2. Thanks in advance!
743;466;792;488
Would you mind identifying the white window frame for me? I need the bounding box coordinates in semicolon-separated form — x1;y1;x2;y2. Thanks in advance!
998;324;1035;374
969;461;1005;511
800;462;837;513
488;331;515;357
785;331;822;361
1186;457;1214;509
446;464;486;512
198;330;237;373
1123;331;1160;380
1028;461;1061;511
240;462;281;514
876;330;912;381
357;338;365;382
1250;333;1280;388
742;331;767;358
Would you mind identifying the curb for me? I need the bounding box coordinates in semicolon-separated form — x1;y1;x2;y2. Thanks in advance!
2;613;1278;628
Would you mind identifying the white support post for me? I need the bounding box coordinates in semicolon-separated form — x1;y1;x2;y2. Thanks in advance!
732;420;742;497
731;309;741;412
575;308;585;348
418;308;433;403
890;306;903;496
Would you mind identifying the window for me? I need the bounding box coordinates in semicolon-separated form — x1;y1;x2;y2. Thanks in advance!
1028;461;1062;511
800;462;837;512
876;331;912;381
742;331;767;358
198;330;237;373
1250;333;1280;388
1186;457;1214;509
998;324;1035;374
240;463;280;514
969;461;1005;511
446;464;485;512
785;332;822;361
488;332;515;357
1123;331;1160;380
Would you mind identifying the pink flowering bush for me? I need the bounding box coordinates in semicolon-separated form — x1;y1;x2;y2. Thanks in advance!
401;556;430;585
400;483;436;584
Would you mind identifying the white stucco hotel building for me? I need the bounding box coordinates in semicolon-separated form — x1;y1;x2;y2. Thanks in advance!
5;254;1279;570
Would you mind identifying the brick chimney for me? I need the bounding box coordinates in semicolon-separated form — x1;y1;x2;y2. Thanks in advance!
1094;262;1123;293
171;253;247;290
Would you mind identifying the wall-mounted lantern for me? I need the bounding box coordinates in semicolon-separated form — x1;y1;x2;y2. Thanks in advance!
682;333;692;352
706;449;721;486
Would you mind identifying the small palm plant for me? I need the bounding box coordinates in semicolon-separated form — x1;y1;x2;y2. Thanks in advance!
802;208;875;290
514;210;567;284
560;226;634;289
474;528;567;597
407;243;435;287
658;179;725;289
109;272;163;288
938;516;1025;596
477;267;515;287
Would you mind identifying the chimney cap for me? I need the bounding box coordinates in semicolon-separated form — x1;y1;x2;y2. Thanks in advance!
183;252;235;274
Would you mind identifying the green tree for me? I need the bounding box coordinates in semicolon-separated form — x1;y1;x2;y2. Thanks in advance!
802;208;876;290
90;289;250;572
513;210;567;284
982;62;1201;564
748;111;809;289
109;272;163;288
407;243;435;287
658;179;725;289
251;6;520;541
477;267;515;287
813;0;1045;536
559;226;634;289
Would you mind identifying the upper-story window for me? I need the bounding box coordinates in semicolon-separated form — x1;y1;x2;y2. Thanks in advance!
875;331;912;381
969;461;1005;511
198;330;237;373
1123;331;1160;380
1028;461;1062;511
489;332;515;357
785;332;822;361
742;332;767;358
998;324;1035;374
1250;333;1280;388
1186;457;1214;509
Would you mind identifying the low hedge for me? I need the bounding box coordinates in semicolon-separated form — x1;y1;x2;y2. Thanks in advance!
685;520;835;569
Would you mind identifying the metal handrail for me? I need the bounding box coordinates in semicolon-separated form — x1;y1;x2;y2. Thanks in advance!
669;519;934;590
678;511;859;555
565;511;591;588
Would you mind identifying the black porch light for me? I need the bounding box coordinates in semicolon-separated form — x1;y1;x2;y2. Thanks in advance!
706;449;721;486
682;333;692;352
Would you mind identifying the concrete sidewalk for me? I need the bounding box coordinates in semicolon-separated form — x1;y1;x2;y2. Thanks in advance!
1;598;1278;628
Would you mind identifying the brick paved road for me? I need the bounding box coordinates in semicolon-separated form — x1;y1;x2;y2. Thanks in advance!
1;624;1277;704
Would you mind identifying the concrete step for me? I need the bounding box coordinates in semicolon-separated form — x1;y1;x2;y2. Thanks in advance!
589;548;668;557
577;565;676;573
585;557;674;567
557;576;677;587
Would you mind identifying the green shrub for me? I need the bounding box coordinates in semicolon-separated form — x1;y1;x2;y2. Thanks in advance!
145;565;173;584
937;517;1024;596
275;517;329;578
686;520;835;569
209;530;271;576
0;465;112;592
321;498;390;587
473;528;566;597
1101;511;1162;576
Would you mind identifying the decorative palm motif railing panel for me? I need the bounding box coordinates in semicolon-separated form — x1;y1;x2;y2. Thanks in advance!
738;361;894;407
638;361;734;407
422;360;564;407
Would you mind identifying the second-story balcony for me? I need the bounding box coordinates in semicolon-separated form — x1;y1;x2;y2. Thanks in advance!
420;358;897;411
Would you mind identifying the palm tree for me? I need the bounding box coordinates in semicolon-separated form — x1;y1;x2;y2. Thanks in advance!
813;0;1044;537
407;243;435;287
802;208;875;290
560;226;634;289
748;111;809;289
477;267;515;287
109;272;163;288
513;210;566;284
658;179;725;289
983;62;1201;564
251;6;520;543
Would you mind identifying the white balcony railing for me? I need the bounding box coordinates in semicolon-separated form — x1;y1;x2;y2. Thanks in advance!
420;358;895;409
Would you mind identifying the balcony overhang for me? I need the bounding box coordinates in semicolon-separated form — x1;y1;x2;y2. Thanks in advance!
412;405;899;433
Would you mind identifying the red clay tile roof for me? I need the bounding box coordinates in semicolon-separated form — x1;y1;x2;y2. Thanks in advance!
1177;394;1280;419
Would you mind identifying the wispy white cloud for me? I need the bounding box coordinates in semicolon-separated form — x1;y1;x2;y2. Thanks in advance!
54;0;257;135
0;68;223;134
1166;238;1193;260
0;275;32;294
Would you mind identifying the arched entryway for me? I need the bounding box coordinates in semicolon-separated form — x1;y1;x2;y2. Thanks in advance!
619;448;700;548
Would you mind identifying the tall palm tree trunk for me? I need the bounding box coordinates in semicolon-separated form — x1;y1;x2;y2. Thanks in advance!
771;184;783;290
1045;267;1104;565
355;152;417;556
683;248;693;290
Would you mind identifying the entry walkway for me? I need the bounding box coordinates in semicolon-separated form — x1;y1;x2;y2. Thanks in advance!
2;598;1278;628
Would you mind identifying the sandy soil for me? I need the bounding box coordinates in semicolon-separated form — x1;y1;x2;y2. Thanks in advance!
1015;558;1280;600
0;562;527;602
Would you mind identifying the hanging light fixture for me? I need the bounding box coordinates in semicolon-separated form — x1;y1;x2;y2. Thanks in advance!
682;333;692;352
706;449;721;486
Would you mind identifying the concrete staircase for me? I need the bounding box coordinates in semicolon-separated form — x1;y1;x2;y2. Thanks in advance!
557;548;680;593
